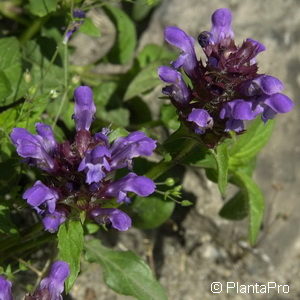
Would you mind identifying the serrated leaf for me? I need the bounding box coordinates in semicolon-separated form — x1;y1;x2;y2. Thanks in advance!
219;191;248;220
130;195;175;229
212;143;229;196
229;118;274;168
124;62;163;100
58;220;84;292
233;171;265;245
79;18;101;37
85;239;167;300
28;0;57;17
104;4;137;64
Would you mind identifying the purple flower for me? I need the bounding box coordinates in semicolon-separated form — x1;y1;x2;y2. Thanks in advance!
258;93;294;122
105;172;156;203
10;126;56;171
63;9;85;44
42;210;67;233
158;8;294;146
187;109;213;134
0;276;13;300
73;86;96;131
241;75;284;96
73;9;85;19
78;145;111;184
164;26;199;79
11;86;157;233
23;181;59;214
110;131;157;170
28;261;70;300
90;208;132;231
158;66;191;104
210;8;234;44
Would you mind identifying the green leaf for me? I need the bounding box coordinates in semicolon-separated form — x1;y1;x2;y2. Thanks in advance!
79;18;101;37
229;118;275;169
0;71;12;100
0;204;18;236
108;127;129;143
124;62;162;100
132;0;158;21
104;4;137;64
219;191;248;220
94;82;118;107
213;143;229;196
57;220;84;292
130;196;175;229
160;104;180;131
233;171;265;245
23;39;64;95
97;108;130;127
28;0;57;17
137;44;174;68
85;239;168;300
0;37;23;105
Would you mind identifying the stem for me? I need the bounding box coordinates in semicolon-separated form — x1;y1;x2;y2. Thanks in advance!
146;135;198;180
52;42;69;128
0;223;44;252
19;17;48;44
15;257;43;277
0;234;55;263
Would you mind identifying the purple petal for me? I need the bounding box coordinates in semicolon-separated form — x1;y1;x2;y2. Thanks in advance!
90;208;132;231
246;38;266;62
38;261;70;299
10;128;55;170
110;132;156;170
261;107;277;123
187;109;213;133
23;181;59;214
0;276;13;300
210;8;234;43
79;145;111;184
225;119;244;132
158;66;191;104
42;210;66;233
74;86;96;131
85;163;106;184
164;26;198;78
35;123;57;153
105;172;156;203
264;93;294;113
73;9;85;19
241;75;284;96
230;100;257;120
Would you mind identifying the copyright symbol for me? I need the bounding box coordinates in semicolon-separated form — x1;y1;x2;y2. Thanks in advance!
211;282;222;294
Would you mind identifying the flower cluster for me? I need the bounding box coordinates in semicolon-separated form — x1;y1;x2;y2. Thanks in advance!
158;8;294;147
11;86;156;232
0;261;69;300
